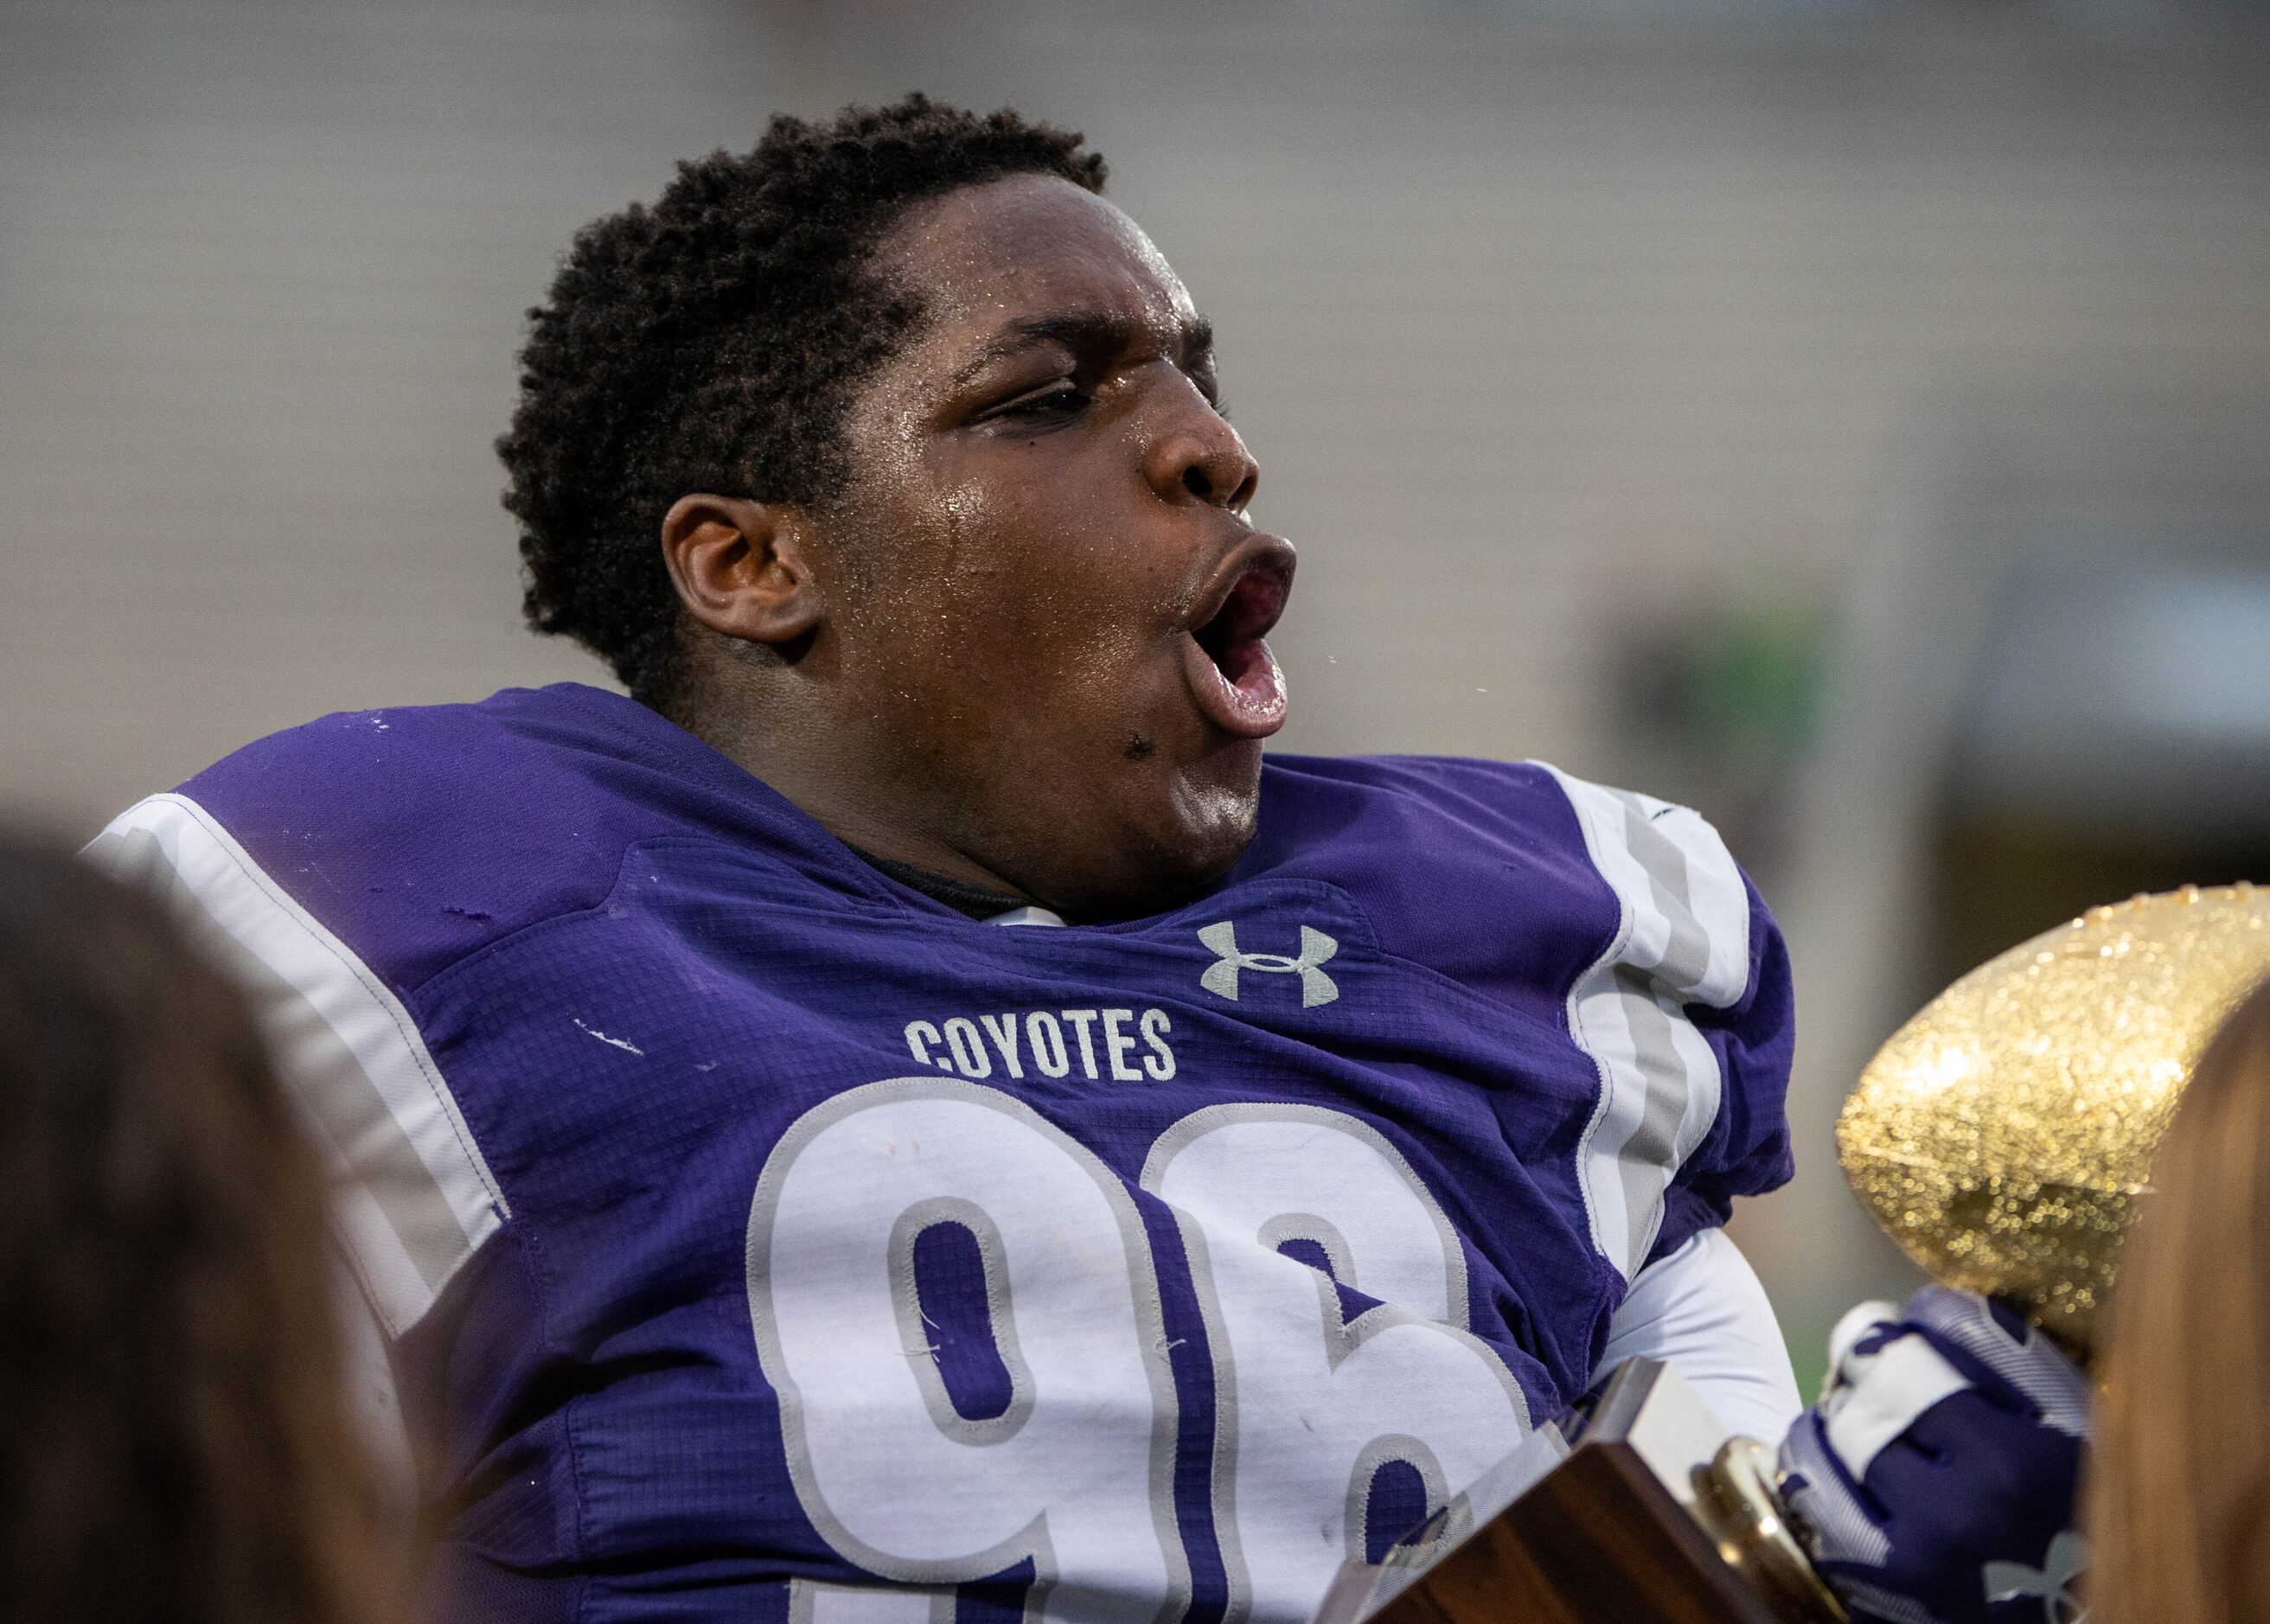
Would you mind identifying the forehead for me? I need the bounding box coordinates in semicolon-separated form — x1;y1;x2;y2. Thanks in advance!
874;172;1196;336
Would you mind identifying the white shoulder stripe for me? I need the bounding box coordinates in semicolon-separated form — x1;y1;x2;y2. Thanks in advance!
1541;768;1753;1281
84;793;506;1337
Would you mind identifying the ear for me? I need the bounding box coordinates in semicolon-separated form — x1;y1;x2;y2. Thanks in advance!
659;494;823;646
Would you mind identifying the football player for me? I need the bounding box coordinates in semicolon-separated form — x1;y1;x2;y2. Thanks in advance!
89;98;1808;1623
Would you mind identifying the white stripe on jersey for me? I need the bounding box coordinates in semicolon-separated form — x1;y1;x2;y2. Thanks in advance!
85;793;506;1336
1542;769;1753;1282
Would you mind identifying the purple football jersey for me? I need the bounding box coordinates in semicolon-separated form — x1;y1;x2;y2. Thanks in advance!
87;682;1792;1624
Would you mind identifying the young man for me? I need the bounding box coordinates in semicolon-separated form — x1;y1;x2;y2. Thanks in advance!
90;99;1807;1622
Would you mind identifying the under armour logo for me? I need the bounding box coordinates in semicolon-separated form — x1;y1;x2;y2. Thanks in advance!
1197;922;1340;1007
1984;1530;2088;1624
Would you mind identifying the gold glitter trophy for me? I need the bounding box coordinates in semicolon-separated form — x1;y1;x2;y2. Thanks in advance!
1841;881;2270;1357
1324;884;2270;1624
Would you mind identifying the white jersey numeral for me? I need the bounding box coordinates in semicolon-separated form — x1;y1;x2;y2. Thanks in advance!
746;1085;1529;1624
746;1080;1187;1624
1141;1107;1530;1624
790;1578;952;1624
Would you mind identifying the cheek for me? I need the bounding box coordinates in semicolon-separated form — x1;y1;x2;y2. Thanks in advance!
879;481;1174;684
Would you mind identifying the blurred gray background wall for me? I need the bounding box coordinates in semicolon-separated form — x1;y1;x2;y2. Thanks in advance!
7;0;2269;1368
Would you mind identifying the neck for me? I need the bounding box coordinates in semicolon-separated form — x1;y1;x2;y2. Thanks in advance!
668;682;1042;906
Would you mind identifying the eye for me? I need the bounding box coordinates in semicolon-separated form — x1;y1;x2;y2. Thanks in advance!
1187;367;1228;419
992;383;1090;421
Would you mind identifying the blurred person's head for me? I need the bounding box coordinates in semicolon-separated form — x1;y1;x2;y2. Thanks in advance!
0;844;393;1624
497;94;1293;920
2091;977;2270;1624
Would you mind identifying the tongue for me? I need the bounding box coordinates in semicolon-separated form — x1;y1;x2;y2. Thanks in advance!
1185;634;1288;738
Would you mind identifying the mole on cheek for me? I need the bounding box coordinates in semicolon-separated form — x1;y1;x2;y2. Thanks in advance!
1124;732;1155;761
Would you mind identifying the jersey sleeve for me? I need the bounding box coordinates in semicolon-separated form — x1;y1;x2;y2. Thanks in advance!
1599;1228;1801;1442
1653;867;1795;1264
82;791;509;1339
1541;768;1796;1282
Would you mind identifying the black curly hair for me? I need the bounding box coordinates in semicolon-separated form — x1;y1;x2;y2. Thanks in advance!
497;94;1109;708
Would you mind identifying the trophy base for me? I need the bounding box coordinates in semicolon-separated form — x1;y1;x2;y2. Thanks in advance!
1371;1439;1815;1624
1339;1361;1845;1624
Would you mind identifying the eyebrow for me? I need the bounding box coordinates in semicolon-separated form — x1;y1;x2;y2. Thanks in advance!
950;310;1215;386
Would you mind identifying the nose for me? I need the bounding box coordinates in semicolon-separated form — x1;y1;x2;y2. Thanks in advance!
1141;385;1260;514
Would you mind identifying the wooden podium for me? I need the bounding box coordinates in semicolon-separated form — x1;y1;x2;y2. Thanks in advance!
1313;1362;1845;1624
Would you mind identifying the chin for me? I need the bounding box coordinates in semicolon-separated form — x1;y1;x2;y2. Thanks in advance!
1139;763;1263;899
1021;732;1263;917
1035;777;1253;922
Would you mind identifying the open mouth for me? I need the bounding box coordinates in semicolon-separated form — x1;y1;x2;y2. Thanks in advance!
1182;545;1293;739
